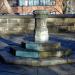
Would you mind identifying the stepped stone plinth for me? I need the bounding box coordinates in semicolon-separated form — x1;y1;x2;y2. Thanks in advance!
9;10;72;66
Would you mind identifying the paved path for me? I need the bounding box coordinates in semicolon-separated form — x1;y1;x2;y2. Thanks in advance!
0;37;20;46
0;63;75;75
0;34;75;75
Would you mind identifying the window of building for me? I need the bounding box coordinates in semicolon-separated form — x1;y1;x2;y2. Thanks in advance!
8;0;18;6
45;0;55;6
19;0;25;6
24;0;28;6
50;0;56;5
45;0;50;5
34;0;39;6
40;0;46;6
29;0;34;6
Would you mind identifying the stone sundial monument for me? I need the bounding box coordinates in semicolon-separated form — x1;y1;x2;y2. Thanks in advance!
10;10;71;66
1;10;71;66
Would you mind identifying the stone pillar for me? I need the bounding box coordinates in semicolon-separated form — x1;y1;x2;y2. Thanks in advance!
33;10;49;43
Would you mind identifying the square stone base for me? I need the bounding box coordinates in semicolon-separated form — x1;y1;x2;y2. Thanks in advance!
26;41;61;51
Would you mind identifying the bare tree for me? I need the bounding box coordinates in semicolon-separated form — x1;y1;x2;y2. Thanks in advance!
0;0;14;14
63;0;75;14
62;0;67;14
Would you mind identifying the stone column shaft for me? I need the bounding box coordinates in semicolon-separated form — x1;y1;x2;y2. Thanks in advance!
33;10;49;43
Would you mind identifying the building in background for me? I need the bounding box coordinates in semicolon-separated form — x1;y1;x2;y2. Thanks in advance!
7;0;63;15
0;0;75;15
18;0;63;15
65;0;75;14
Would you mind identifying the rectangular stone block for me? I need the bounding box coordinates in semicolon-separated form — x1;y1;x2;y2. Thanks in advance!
26;42;61;51
16;50;39;58
26;42;42;51
39;59;67;66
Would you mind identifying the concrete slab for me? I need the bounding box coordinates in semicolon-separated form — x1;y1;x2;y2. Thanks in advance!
50;64;75;75
0;63;75;75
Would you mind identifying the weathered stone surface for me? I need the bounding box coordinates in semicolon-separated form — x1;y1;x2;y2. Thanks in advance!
0;17;34;35
16;50;39;58
26;42;61;50
33;10;49;42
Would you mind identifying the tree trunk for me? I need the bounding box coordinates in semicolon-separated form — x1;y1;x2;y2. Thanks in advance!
0;0;14;14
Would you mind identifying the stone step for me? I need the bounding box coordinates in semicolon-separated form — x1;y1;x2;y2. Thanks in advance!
10;46;72;58
0;51;74;66
25;41;61;51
